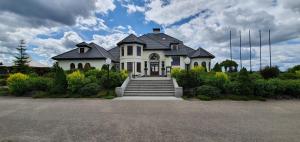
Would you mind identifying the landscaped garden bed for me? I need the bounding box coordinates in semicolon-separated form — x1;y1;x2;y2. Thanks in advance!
173;64;300;101
3;64;127;99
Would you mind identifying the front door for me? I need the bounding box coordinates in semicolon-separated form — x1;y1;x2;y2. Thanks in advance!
150;62;159;76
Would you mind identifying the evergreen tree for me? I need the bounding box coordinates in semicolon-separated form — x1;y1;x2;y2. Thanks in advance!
13;40;30;73
51;63;67;94
212;63;222;72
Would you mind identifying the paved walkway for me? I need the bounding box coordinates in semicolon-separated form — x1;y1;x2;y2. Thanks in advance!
0;97;299;142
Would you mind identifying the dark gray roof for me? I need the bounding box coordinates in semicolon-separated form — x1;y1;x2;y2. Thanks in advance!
108;46;120;61
117;34;145;46
52;42;118;61
53;32;214;61
164;45;194;56
190;47;215;58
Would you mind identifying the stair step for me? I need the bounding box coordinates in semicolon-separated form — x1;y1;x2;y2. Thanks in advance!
128;83;173;85
124;92;175;96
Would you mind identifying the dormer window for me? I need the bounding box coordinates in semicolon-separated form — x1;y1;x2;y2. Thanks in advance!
171;44;178;50
79;48;85;53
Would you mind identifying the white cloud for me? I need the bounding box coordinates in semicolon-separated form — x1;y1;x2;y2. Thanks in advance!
145;0;300;70
95;0;116;14
123;4;145;14
76;16;109;31
31;31;83;65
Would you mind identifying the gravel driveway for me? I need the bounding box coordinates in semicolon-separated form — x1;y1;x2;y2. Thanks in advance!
0;97;299;142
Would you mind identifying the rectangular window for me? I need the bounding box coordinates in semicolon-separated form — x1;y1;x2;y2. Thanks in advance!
121;63;124;70
137;62;141;73
144;61;147;68
137;46;141;56
121;46;124;56
171;56;180;66
127;62;133;72
127;46;133;56
80;48;84;53
162;61;165;68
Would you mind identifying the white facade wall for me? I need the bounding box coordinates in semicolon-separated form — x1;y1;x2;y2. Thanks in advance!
57;46;213;74
191;58;212;71
58;59;107;70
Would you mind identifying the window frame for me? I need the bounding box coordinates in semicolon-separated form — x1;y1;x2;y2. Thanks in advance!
171;56;180;66
127;46;133;56
121;46;124;56
127;62;133;72
137;62;141;73
137;46;141;56
79;48;85;53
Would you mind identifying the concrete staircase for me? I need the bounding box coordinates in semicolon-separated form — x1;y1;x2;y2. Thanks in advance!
124;78;175;96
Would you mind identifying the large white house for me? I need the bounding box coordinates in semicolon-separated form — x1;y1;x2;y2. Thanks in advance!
52;28;215;76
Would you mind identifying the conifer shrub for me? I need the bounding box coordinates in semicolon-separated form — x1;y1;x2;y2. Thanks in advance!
260;66;280;79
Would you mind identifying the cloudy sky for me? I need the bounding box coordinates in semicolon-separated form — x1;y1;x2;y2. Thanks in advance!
0;0;299;70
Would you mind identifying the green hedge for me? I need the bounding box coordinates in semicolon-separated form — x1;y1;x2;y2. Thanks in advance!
254;79;300;97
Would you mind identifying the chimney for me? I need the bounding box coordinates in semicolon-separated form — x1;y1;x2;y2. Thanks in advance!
153;28;160;33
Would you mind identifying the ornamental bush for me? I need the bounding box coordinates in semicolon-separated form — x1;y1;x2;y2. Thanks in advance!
67;71;87;94
7;73;29;96
99;71;125;89
171;67;182;79
191;66;206;74
175;70;203;89
79;83;100;96
215;72;229;81
196;85;221;98
28;77;52;91
260;66;280;79
254;79;300;97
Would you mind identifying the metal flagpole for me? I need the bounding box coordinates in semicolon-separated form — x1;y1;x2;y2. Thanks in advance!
259;30;262;70
269;29;272;67
249;30;252;72
239;31;242;70
230;30;232;61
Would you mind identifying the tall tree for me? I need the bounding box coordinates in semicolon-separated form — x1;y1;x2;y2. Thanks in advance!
14;40;30;73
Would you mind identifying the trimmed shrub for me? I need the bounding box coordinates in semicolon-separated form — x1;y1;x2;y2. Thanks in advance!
278;72;300;80
196;85;221;98
28;77;52;91
7;73;29;96
99;71;125;89
79;83;100;96
0;79;6;86
254;79;300;97
191;66;206;74
67;71;87;94
225;68;254;96
215;72;229;81
171;67;182;79
175;70;203;89
260;66;280;79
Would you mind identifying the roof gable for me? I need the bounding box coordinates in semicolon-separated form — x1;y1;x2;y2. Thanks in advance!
52;42;117;61
117;34;145;46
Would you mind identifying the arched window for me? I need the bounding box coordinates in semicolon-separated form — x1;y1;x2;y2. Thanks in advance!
70;63;75;70
78;63;83;70
194;62;198;67
84;63;91;70
201;61;206;68
149;53;160;61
